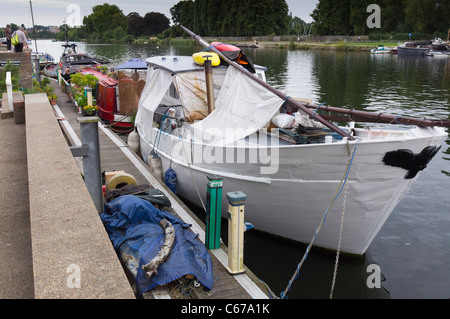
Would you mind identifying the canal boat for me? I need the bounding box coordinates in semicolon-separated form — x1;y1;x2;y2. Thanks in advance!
81;59;147;134
133;31;449;256
60;42;108;73
397;41;431;56
31;51;55;67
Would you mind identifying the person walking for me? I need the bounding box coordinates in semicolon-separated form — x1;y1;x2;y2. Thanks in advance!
11;27;28;52
62;68;73;103
5;24;12;51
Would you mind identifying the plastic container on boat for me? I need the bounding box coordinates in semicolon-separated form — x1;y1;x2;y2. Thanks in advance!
192;52;221;66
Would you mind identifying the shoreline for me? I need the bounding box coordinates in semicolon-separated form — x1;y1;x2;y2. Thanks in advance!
236;41;399;51
0;38;399;53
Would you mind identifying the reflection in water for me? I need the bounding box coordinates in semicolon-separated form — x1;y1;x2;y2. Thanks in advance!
186;202;391;299
241;229;392;299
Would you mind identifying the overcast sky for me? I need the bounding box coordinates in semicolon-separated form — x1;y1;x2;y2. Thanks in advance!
2;0;318;28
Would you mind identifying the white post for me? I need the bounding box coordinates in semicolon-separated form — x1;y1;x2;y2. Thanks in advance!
6;72;13;111
226;191;247;275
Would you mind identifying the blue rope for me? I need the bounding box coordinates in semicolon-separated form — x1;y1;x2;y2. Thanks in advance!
312;102;326;120
152;114;167;155
283;96;291;112
200;42;223;52
280;140;359;299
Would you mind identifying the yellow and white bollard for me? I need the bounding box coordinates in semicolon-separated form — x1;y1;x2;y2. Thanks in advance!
85;87;93;106
226;191;248;275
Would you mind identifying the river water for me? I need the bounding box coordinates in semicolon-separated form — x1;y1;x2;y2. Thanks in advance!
33;40;450;299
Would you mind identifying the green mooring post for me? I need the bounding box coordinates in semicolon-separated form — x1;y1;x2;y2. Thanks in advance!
205;176;223;250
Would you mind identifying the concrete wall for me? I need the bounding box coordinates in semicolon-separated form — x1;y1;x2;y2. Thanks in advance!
0;48;33;90
25;93;135;298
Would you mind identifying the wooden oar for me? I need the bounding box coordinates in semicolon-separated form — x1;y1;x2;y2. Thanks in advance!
296;104;450;128
181;25;356;140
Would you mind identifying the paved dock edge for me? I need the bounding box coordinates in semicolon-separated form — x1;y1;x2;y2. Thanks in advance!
24;93;135;299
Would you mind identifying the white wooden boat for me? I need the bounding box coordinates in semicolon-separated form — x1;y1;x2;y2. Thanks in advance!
133;51;448;256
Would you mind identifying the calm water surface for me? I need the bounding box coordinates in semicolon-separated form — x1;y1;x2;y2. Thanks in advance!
33;40;450;299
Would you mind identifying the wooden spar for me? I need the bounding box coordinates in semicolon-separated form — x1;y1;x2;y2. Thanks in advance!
204;56;216;114
298;104;450;128
180;25;356;141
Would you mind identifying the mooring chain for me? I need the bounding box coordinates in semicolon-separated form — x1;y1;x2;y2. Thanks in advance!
329;143;355;299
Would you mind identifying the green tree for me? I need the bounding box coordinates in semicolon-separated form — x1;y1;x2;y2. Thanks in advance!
311;0;352;35
113;26;126;41
82;3;128;39
127;12;144;37
312;0;450;35
349;0;373;35
103;29;114;42
405;0;450;34
171;0;289;36
142;12;170;36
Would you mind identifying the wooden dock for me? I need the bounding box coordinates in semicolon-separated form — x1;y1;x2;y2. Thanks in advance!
50;79;269;299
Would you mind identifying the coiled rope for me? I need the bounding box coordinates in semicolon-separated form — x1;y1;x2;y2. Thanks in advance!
279;139;358;299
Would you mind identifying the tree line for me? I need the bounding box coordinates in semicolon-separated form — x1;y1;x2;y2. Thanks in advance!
311;0;450;37
8;1;444;43
52;1;309;43
54;3;171;43
170;0;292;37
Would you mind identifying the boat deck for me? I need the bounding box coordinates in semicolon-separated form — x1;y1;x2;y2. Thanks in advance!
49;79;269;299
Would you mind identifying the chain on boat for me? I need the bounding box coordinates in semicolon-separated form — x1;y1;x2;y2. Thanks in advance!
278;139;359;299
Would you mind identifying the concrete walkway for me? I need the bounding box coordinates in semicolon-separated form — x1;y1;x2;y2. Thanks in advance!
0;116;34;298
0;93;135;299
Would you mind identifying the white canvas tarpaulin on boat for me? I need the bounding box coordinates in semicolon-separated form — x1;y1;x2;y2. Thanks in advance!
190;67;284;145
135;67;173;142
136;65;284;146
173;68;227;122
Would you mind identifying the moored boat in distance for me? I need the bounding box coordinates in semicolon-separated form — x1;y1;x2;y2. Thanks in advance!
82;59;147;134
427;38;450;57
31;51;55;67
370;45;392;54
60;42;109;73
397;41;431;56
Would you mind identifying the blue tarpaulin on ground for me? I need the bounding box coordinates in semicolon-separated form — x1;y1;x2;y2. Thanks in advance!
101;195;213;296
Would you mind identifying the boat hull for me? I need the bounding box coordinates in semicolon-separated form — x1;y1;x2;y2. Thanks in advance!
138;127;446;255
397;46;430;56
